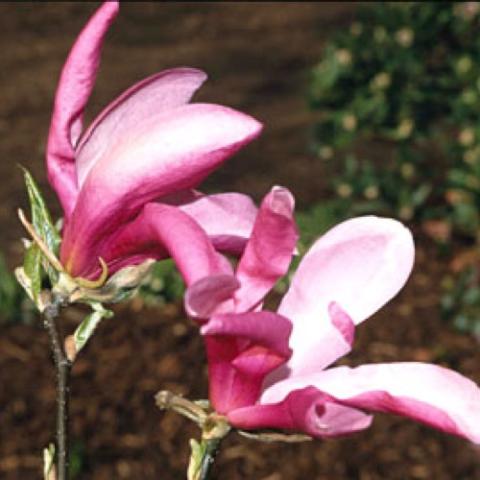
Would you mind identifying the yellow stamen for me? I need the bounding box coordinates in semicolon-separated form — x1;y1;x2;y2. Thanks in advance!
18;208;64;272
73;258;109;289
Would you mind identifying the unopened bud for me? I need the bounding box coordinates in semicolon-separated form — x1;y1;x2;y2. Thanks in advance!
363;185;379;200
445;189;467;205
350;22;363;36
395;28;414;47
336;48;352;66
318;145;334;160
459;128;475;147
370;72;391;91
342;114;357;131
400;162;415;179
337;183;353;198
399;205;414;220
396;119;414;139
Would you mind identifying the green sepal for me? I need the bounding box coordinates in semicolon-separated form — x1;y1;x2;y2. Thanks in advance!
73;302;113;355
22;168;61;284
54;259;155;305
187;438;206;480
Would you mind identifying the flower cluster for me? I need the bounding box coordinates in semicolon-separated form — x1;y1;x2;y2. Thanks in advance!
45;0;480;450
185;190;480;442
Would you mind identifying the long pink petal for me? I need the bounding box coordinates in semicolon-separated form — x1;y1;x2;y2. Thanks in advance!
278;216;414;371
77;202;232;285
234;187;298;311
75;68;208;187
227;387;373;438
265;302;354;385
184;274;240;321
201;311;292;414
173;191;258;255
263;363;480;444
61;103;262;276
46;1;119;216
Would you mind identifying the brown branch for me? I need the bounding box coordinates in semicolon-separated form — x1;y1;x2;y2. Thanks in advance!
43;301;71;480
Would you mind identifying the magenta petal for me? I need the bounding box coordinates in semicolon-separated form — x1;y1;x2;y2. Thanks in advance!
234;187;298;311
227;387;372;438
76;67;208;187
267;363;480;443
265;302;355;386
175;191;258;255
321;363;480;443
279;216;414;326
276;217;414;377
185;275;240;320
82;202;232;284
47;1;119;216
200;311;292;414
61;103;262;276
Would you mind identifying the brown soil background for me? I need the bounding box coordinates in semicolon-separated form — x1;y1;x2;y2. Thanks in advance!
0;3;479;479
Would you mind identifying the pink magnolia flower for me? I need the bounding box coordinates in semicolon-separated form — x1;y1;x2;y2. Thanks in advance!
186;196;480;442
46;1;261;281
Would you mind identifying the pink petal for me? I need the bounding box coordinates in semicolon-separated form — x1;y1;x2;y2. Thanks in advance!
73;202;232;285
227;386;373;438
75;68;208;187
174;191;258;255
184;275;240;320
264;363;480;444
265;302;354;385
277;216;414;371
234;187;298;311
201;311;292;414
61;104;262;276
46;1;119;216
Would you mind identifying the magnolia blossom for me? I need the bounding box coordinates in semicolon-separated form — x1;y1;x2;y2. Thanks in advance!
185;193;480;442
47;1;261;281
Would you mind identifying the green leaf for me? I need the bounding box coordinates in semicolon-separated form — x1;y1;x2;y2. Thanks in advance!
73;302;113;355
23;243;42;302
23;168;61;283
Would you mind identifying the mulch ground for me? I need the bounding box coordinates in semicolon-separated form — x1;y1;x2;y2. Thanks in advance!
1;239;479;480
1;3;479;479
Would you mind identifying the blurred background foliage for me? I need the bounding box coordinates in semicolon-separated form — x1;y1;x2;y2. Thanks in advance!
0;252;34;325
308;1;480;339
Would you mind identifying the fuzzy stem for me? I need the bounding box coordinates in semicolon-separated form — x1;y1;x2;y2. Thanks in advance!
44;301;71;480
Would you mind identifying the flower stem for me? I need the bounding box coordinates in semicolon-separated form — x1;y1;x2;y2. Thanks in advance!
44;300;71;480
188;415;230;480
155;390;230;480
197;436;222;480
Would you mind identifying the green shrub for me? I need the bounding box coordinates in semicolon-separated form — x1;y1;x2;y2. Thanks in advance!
0;252;35;324
310;2;480;236
441;263;480;340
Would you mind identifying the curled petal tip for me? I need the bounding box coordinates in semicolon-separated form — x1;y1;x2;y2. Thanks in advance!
268;186;295;217
328;302;355;346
